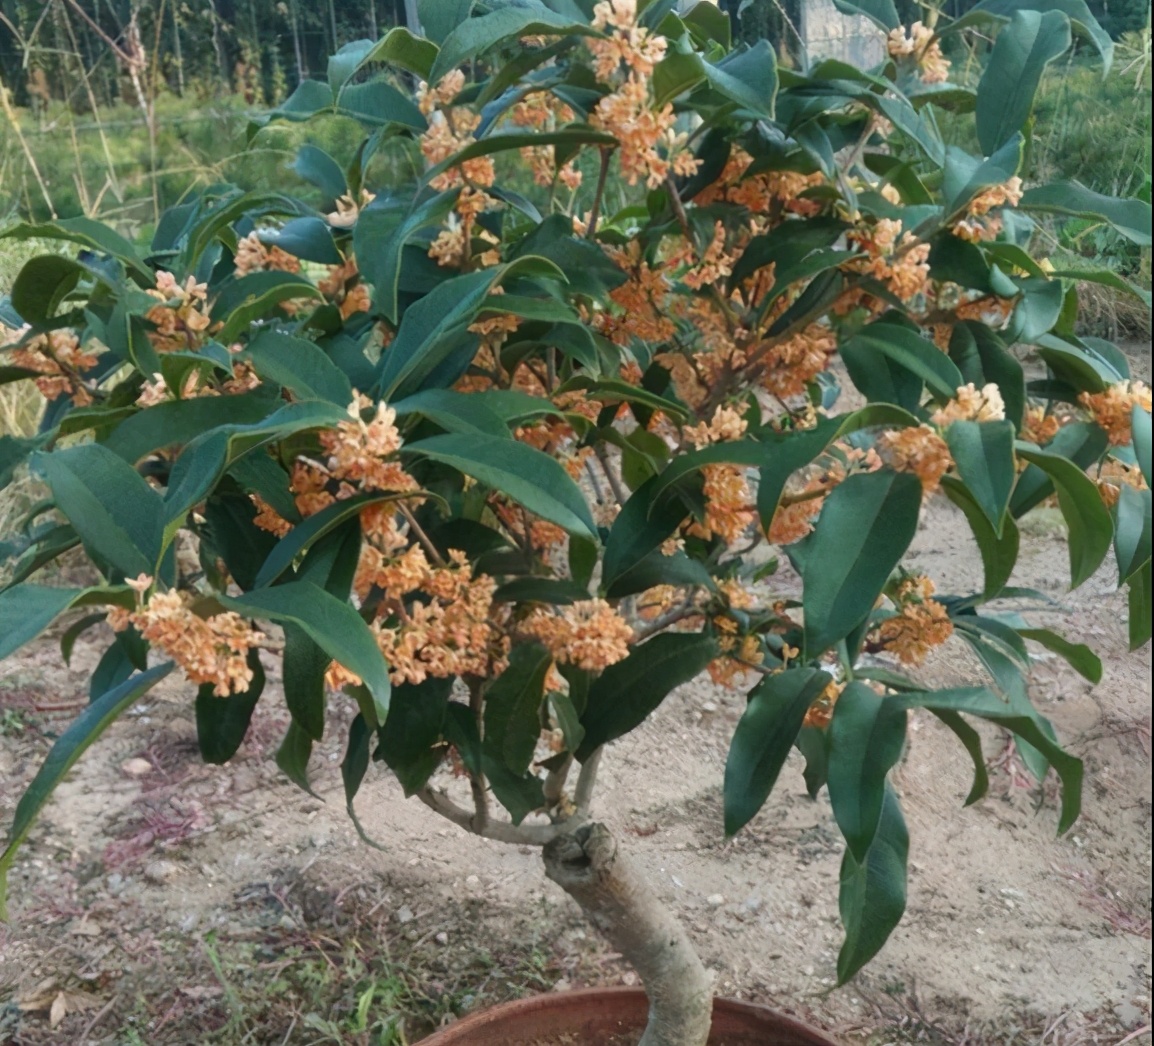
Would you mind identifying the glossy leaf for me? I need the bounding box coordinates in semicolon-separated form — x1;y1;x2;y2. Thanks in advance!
0;583;132;661
724;668;832;836
1017;446;1113;587
801;471;923;654
196;652;265;763
378;677;452;796
842;323;964;402
220;582;391;721
405;433;596;539
577;632;719;760
945;420;1016;533
1018;182;1152;247
1018;627;1103;684
941;475;1020;599
1113;483;1152;585
483;643;553;774
36;444;164;577
828;682;908;862
976;10;1071;156
837;783;908;984
243;330;353;406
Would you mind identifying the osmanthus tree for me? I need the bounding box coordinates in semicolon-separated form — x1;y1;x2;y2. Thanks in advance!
1;1;1151;1043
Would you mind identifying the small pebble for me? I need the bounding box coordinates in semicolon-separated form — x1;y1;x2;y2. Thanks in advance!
120;757;153;778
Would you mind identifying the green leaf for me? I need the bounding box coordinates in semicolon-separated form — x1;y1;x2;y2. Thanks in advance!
653;52;707;108
253;491;409;589
405;433;596;539
1018;183;1152;247
602;473;693;591
283;624;329;742
702;41;778;118
378;677;452;796
1017;446;1113;587
1;216;152;282
393;389;511;437
842;323;964;402
0;583;131;661
945;420;1016;534
293;144;347;200
929;709;989;806
106;395;280;464
577;632;719;759
423;130;616;186
429;7;592;84
377;268;497;397
11;256;86;326
1133;406;1152;489
1010;421;1106;517
837;783;908;984
338;79;427;130
275;721;318;796
36;444;164;577
801;471;923;654
1113;484;1152;585
976;10;1071;156
340;714;378;846
493;577;591;605
1018;628;1102;684
971;0;1113;70
829;0;899;29
1127;561;1151;650
548;691;585;755
244;330;353;406
724;668;832;836
210;272;324;344
828;682;908;863
356;190;460;325
891;687;1082;833
362;25;439;79
195;652;265;763
220;582;391;721
0;663;174;918
483;643;552;774
941;475;1020;599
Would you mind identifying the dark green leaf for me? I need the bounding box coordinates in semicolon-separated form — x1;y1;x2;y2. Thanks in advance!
842;323;964;402
244;330;353;406
837;783;908;984
976;10;1071;156
892;687;1082;833
220;582;391;722
1017;445;1113;587
1011;421;1106;517
362;25;439;78
406;433;596;538
577;632;719;759
1127;561;1151;650
1018;183;1152;247
724;668;832;836
929;709;989;806
283;624;329;742
196;652;265;763
1;216;152;282
293;144;347;200
36;444;164;577
104;393;279;463
483;643;552;774
1113;484;1151;585
801;471;923;654
945;420;1016;534
1133;406;1151;488
942;475;1020;599
11;256;86;325
210;272;324;344
275;721;318;796
828;682;908;862
393;389;511;437
379;677;452;796
1018;628;1102;684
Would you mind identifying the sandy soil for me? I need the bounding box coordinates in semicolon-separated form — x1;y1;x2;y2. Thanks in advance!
1;363;1151;1045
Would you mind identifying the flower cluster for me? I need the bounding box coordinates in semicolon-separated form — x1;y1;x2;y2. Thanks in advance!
6;327;99;405
320;395;420;494
886;22;950;83
876;574;954;665
145;271;212;353
879;424;954;495
110;579;265;696
845;219;931;307
1079;380;1152;446
521;598;634;672
952;178;1024;242
233;232;302;277
931;383;1007;427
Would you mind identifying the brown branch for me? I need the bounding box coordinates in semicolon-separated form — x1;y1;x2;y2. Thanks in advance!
416;787;569;846
585;146;615;240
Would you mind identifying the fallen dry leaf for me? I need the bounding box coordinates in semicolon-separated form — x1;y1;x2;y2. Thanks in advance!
48;989;100;1029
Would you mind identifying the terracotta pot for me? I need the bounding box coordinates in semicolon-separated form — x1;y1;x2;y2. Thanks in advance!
417;987;839;1045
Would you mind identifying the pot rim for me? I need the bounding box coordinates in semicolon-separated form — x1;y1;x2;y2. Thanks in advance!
417;986;840;1045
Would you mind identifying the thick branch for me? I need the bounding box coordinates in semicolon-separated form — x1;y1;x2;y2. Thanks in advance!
416;787;571;846
545;824;713;1046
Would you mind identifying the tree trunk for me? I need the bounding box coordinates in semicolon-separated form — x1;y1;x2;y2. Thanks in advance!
544;823;713;1046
